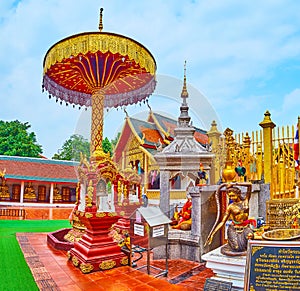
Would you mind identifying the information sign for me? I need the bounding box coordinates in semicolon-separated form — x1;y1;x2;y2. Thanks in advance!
245;240;300;290
152;225;164;237
134;223;144;236
203;278;232;291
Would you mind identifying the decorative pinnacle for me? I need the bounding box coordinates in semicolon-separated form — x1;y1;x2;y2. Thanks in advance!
181;60;188;98
178;61;191;127
99;8;104;32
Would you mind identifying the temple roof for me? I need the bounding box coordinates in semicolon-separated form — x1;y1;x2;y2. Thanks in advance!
0;155;78;183
113;111;208;163
129;117;165;147
149;111;208;144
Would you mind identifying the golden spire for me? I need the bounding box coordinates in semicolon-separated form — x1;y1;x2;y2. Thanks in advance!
99;8;104;32
181;60;188;98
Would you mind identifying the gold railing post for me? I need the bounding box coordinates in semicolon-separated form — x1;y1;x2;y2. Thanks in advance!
279;156;285;196
256;143;263;181
207;120;222;184
243;132;251;181
259;110;276;197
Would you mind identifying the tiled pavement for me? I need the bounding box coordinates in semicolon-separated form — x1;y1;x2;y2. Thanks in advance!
7;207;215;290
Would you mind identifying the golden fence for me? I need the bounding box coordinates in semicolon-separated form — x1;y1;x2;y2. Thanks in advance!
213;117;299;200
146;189;187;200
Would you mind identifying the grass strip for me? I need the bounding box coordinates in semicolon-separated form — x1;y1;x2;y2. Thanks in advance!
0;219;70;291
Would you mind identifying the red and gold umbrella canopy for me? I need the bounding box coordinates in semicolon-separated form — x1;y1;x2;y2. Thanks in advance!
43;11;156;157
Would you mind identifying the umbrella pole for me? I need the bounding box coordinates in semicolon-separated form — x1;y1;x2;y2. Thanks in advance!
90;92;105;159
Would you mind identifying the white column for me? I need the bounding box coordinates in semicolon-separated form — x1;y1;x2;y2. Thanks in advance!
20;181;24;203
50;183;54;204
159;170;170;215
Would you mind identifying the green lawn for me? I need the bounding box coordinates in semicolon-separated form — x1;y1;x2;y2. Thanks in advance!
0;220;70;291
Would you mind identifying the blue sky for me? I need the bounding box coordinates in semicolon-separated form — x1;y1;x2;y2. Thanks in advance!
1;0;300;158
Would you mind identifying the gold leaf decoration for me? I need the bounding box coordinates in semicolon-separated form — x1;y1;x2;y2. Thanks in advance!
80;263;94;274
252;246;263;256
72;256;79;267
108;212;117;217
99;260;116;270
96;212;106;218
85;212;93;218
120;257;128;266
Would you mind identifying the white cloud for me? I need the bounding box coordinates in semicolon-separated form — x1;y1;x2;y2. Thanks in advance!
1;0;300;157
283;89;300;110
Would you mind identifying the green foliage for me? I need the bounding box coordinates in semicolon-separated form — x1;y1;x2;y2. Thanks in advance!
52;134;90;161
102;137;113;156
0;120;42;157
52;134;116;161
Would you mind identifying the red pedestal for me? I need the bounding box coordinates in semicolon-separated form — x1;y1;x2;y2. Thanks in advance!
68;211;128;273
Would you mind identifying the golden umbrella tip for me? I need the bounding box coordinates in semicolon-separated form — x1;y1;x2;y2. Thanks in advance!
99;7;104;32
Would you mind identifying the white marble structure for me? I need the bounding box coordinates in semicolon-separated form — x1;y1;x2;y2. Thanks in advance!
202;246;246;291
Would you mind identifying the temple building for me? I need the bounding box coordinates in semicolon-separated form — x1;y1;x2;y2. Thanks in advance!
0;156;78;204
113;107;210;194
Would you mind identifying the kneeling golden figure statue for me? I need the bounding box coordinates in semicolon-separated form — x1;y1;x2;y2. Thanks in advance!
205;182;255;256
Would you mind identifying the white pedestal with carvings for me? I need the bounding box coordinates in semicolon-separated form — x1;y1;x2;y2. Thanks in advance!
202;246;246;290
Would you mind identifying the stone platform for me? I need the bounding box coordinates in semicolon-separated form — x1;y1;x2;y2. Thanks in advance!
201;246;247;290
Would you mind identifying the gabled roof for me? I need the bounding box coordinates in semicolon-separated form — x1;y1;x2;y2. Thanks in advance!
113;116;164;164
113;119;136;162
128;117;164;147
149;111;208;145
113;111;209;164
0;155;79;183
148;111;176;140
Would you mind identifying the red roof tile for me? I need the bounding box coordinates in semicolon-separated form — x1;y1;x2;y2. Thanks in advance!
0;156;78;183
140;126;163;143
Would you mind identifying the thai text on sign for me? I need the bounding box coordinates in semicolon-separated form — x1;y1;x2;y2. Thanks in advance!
245;240;300;290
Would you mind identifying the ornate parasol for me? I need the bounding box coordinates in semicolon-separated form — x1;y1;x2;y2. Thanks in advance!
42;8;156;158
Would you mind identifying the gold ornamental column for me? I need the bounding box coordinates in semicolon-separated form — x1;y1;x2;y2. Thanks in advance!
207;120;221;184
243;132;251;181
90;92;105;158
256;144;263;181
259;110;276;186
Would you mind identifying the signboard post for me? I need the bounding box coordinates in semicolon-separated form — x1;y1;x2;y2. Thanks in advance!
130;206;171;277
245;240;300;290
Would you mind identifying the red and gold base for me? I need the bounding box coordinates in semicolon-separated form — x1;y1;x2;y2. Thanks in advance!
68;211;128;273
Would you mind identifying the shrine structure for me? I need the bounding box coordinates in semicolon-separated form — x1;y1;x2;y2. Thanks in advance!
153;63;215;262
43;8;156;273
113;106;209;191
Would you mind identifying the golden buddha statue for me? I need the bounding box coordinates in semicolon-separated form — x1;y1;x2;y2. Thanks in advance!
53;184;62;202
24;182;36;200
0;178;10;200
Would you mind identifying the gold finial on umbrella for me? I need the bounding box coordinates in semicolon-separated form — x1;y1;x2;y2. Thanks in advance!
99;8;104;32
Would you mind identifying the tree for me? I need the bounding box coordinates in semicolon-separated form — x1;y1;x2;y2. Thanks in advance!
0;120;43;157
52;134;90;161
102;137;113;156
52;134;116;161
